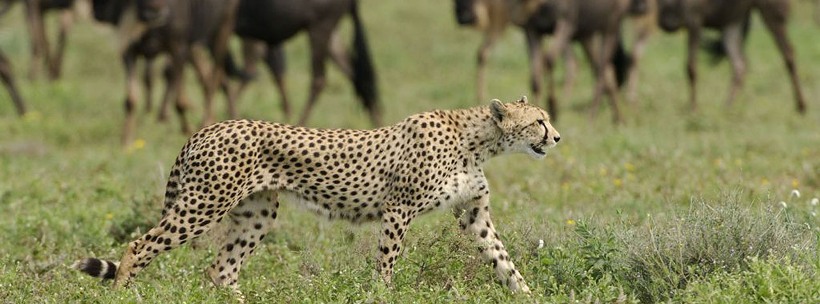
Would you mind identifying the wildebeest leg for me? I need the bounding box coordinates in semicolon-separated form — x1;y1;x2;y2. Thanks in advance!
142;58;155;113
561;46;578;103
48;10;73;80
264;45;291;119
229;39;265;109
685;27;701;112
626;18;653;103
721;22;747;107
600;30;623;123
476;32;500;102
161;49;192;134
524;29;544;114
328;29;353;78
157;62;173;122
758;5;806;113
24;0;46;80
580;37;603;118
121;47;140;146
0;49;26;116
544;20;574;120
189;46;217;126
204;0;239;124
296;27;333;126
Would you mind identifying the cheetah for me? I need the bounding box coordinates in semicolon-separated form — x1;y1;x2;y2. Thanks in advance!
73;96;561;295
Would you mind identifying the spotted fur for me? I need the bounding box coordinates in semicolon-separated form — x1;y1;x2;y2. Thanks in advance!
74;96;560;296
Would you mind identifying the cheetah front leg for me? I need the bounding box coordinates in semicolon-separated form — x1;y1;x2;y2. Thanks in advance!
455;196;530;293
376;207;414;286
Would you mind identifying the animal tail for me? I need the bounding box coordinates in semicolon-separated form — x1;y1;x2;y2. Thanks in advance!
704;15;751;63
72;258;119;280
349;0;380;124
612;34;631;88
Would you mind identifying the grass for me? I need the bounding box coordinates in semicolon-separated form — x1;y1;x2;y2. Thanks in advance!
1;0;819;303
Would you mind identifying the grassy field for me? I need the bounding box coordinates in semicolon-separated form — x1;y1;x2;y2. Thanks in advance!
1;0;819;303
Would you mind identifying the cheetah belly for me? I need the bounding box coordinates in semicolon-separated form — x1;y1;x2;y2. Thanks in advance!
277;187;386;223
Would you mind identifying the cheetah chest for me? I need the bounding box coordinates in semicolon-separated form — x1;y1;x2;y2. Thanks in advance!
438;171;488;208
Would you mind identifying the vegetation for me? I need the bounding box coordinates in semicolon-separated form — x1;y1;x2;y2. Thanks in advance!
1;0;818;302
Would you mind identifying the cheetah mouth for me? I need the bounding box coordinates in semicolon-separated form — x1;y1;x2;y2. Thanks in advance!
530;144;546;156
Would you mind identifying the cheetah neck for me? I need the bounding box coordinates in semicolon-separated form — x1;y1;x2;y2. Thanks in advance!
448;106;503;164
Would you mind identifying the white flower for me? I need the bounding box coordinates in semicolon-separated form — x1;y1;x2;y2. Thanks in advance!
790;189;801;198
538;239;545;249
811;198;819;206
779;201;787;208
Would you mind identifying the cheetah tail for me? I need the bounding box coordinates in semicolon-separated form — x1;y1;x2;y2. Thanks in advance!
71;258;119;280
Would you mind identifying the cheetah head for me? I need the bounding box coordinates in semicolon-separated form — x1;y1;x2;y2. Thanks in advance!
491;96;561;159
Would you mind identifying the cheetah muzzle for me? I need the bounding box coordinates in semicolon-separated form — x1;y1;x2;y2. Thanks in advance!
73;96;561;297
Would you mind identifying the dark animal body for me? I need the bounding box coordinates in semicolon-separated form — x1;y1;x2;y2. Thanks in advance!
92;0;239;145
656;0;806;113
234;0;381;126
453;0;638;122
525;0;634;123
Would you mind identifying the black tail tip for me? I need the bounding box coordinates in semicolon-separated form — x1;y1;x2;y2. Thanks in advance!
72;258;118;280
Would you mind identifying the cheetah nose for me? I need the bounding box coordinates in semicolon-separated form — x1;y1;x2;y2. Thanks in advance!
553;136;561;143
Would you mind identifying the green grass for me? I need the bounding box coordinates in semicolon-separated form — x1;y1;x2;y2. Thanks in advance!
1;1;819;303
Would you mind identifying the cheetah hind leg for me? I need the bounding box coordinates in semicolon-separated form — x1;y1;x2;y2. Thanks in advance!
112;190;227;288
206;190;279;298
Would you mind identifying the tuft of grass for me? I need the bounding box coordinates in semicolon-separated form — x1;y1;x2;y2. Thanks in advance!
621;194;816;302
529;192;818;303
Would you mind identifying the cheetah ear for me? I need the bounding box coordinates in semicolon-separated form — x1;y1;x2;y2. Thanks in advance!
517;95;528;104
490;99;507;122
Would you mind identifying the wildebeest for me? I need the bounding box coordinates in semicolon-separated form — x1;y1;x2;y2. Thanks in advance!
454;0;640;122
4;0;76;80
234;0;381;126
229;39;291;120
92;0;239;145
524;0;636;123
656;0;807;113
453;0;580;106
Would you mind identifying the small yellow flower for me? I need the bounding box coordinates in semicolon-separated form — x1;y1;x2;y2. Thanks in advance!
624;162;636;172
126;139;147;153
566;219;576;226
760;178;769;186
105;213;114;220
599;167;608;176
23;111;41;122
791;179;799;188
613;178;623;187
